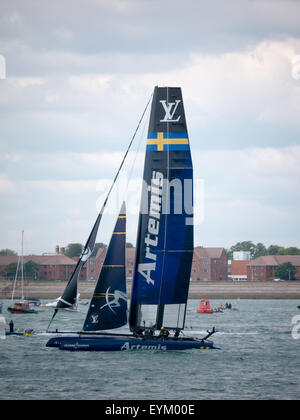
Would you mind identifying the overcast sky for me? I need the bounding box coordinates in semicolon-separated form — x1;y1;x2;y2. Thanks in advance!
1;0;300;255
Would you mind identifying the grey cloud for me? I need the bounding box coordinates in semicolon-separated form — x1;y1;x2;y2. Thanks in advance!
1;0;300;61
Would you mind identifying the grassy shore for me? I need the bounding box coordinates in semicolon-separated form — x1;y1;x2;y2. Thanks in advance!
1;280;300;300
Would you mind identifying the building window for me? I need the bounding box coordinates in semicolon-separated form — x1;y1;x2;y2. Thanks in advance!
203;260;208;264
203;269;208;273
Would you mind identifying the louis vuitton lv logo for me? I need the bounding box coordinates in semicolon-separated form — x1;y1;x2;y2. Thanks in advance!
160;100;181;122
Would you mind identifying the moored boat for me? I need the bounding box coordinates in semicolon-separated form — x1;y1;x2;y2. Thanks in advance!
7;300;38;314
8;231;38;315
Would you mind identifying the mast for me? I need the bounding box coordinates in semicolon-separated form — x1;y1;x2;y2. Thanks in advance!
21;230;24;301
129;86;194;333
11;255;20;303
82;202;127;332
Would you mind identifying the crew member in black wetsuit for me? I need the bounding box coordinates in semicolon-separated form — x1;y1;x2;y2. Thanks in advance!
9;320;14;333
174;329;180;339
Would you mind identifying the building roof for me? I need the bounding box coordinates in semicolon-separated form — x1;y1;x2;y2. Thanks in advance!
194;247;226;259
0;254;76;266
248;255;300;267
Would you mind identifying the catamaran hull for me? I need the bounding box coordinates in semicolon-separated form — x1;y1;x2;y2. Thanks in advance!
46;335;215;351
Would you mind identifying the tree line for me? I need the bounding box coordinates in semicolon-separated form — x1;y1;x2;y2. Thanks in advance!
1;260;40;279
226;241;300;260
62;242;134;258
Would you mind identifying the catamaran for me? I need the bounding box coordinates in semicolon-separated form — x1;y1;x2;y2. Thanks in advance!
46;86;216;351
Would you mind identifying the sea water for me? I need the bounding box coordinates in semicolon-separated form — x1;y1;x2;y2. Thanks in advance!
0;299;299;400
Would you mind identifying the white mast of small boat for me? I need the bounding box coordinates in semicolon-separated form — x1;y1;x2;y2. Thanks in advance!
11;230;24;303
21;230;24;301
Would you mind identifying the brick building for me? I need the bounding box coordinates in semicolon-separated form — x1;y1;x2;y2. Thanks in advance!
84;247;136;282
247;255;300;281
0;254;77;281
192;247;228;281
0;246;228;283
80;246;228;282
230;260;249;281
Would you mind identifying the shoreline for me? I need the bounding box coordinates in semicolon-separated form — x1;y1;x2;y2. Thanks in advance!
1;280;300;300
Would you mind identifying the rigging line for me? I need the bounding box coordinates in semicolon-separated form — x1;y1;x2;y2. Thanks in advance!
102;91;153;208
21;230;24;301
123;100;149;201
11;255;21;303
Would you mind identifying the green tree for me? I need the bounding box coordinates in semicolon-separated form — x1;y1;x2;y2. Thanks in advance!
64;243;83;258
253;242;267;258
274;262;297;280
1;262;19;278
0;248;17;256
126;242;134;248
91;242;107;257
284;247;300;255
229;241;256;258
267;245;287;255
24;260;40;279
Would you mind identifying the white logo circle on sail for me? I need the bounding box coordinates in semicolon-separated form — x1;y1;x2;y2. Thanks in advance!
81;246;92;262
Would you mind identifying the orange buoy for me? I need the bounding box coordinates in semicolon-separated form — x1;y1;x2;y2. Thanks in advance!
196;296;214;313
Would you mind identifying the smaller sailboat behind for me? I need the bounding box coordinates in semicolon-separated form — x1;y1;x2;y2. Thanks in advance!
7;231;37;315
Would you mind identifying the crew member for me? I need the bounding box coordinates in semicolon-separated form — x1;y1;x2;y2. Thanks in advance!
9;320;14;333
174;329;180;339
159;326;169;339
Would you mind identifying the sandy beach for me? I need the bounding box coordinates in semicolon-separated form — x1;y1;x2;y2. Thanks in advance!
1;280;300;300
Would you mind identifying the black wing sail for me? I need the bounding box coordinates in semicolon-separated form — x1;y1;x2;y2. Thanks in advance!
47;208;103;329
129;86;194;333
83;202;127;331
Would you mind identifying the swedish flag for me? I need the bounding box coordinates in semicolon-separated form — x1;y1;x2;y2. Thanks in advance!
146;132;189;151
